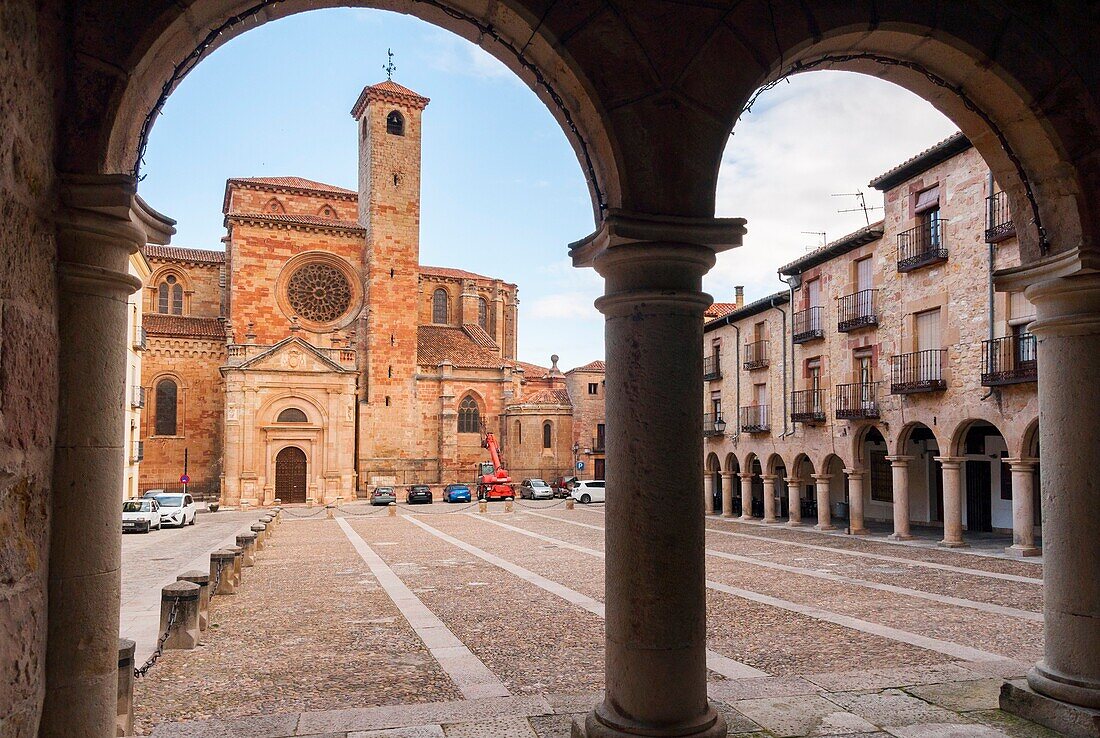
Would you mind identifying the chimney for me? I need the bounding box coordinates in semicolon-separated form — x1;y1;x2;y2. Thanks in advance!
735;286;744;308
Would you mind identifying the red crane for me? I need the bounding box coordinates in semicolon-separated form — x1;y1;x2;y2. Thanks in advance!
476;431;514;501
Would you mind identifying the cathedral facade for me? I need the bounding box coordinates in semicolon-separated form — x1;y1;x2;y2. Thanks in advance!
138;80;603;504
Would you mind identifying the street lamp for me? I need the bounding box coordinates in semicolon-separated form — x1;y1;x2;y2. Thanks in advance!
571;442;580;475
713;416;727;434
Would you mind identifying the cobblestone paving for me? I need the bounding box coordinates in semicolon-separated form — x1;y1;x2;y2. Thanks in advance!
133;504;1058;738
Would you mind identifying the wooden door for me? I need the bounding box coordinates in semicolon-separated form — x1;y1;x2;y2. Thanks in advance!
965;460;993;533
275;446;307;503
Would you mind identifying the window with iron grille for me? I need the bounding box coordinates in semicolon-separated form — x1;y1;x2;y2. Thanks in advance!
432;289;449;324
155;379;178;436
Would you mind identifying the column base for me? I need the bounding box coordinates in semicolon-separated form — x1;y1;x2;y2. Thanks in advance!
888;533;914;541
721;512;734;518
849;527;870;535
763;517;778;524
815;524;837;531
938;539;970;549
787;520;803;527
1005;544;1041;557
572;709;727;738
1001;678;1100;737
739;515;754;522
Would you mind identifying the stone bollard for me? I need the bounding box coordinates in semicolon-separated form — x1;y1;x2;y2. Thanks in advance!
325;504;335;519
209;550;237;595
566;497;575;510
160;581;201;649
226;545;243;582
478;499;487;514
117;638;135;736
251;523;267;551
260;514;273;528
235;533;257;567
306;497;314;508
388;502;397;517
241;500;250;511
177;571;210;631
505;499;514;513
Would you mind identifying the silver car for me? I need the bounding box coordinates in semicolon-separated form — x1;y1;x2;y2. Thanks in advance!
518;478;554;500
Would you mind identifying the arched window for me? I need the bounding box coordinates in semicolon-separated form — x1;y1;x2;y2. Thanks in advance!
477;297;488;330
432;289;449;324
543;421;552;449
514;419;522;446
155;379;178;436
458;396;480;434
277;407;308;423
157;274;183;315
386;110;405;136
318;204;336;218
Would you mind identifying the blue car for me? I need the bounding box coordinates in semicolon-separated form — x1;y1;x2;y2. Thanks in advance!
444;484;472;503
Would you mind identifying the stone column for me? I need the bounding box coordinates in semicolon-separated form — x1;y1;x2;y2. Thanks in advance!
935;456;967;548
761;475;778;523
703;469;714;515
738;472;754;520
843;469;869;535
785;478;802;526
573;212;744;738
811;474;835;530
720;472;735;517
885;455;914;540
1005;458;1040;557
1013;273;1100;714
41;175;147;736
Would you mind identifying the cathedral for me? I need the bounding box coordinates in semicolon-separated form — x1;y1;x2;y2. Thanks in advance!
137;79;606;504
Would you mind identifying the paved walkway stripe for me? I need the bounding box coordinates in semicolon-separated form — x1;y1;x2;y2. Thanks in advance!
478;513;1008;663
567;506;1042;585
522;511;1041;622
335;518;510;700
407;514;769;680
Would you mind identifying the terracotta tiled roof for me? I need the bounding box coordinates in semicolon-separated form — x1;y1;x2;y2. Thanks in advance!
144;314;226;339
350;80;431;118
522;388;572;405
869;132;972;191
417;325;505;369
704;290;789;331
567;360;605;373
705;302;739;319
143;245;225;264
420;265;514;285
514;360;551;378
226;212;365;233
228;177;356;195
462;324;498;349
778;222;884;275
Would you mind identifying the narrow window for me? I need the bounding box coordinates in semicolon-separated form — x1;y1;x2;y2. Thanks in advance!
477;297;488;330
542;421;552;449
155;379;178;436
432;289;449;324
157;282;169;313
514;420;522;446
171;282;183;315
588;383;598;395
386;110;405;136
277;407;307;423
458;396;480;434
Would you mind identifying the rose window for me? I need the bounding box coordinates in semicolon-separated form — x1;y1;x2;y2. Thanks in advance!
286;263;352;323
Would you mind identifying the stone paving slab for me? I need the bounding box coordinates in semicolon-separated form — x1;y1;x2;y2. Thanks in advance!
803;664;990;692
351;728;445;737
708;675;823;702
905;678;1003;711
296;696;553;735
442;717;537;737
732;694;879;736
824;689;970;729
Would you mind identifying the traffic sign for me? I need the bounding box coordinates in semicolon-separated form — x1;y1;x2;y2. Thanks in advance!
575;461;585;471
179;474;190;485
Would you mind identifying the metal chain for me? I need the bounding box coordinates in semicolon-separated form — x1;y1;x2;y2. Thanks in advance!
208;560;223;601
514;497;571;510
280;507;327;518
134;596;180;678
333;504;391;517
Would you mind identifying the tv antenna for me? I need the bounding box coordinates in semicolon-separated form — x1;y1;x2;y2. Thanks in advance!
832;191;882;226
801;231;826;251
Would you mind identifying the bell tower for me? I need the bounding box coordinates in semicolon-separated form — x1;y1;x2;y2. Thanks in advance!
350;78;430;482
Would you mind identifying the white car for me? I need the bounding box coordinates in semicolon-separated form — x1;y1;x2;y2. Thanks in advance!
148;492;197;527
570;480;606;504
122;498;161;533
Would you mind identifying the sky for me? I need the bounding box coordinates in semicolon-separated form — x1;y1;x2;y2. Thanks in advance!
139;8;958;370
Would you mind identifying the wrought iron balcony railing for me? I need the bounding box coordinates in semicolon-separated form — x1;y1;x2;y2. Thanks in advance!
835;382;881;419
131;385;146;409
792;306;824;343
982;334;1037;386
739;405;769;433
591;433;606;452
897;219;949;272
703;413;725;437
986;191;1016;243
703;353;722;381
791;389;826;423
890;349;947;394
743;339;769;370
837;289;878;332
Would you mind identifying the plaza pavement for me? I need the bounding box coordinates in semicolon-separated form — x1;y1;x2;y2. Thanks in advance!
129;501;1058;737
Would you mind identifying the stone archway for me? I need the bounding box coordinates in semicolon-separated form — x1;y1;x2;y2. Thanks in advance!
275;446;308;503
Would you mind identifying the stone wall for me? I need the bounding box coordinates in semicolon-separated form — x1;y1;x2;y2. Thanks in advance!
564;367;606;477
145;258;223;320
0;0;60;733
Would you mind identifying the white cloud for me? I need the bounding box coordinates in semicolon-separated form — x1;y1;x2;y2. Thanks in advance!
421;31;514;81
528;293;601;320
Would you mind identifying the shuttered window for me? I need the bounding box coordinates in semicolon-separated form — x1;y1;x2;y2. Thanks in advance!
916;308;941;351
856;257;874;292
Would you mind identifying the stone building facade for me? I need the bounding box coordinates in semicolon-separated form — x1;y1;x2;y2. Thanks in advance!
703;134;1041;556
123;249;151;500
138;79;603;504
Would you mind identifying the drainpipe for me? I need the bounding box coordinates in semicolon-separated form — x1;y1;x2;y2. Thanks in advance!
772;276;793;437
732;324;741;439
981;169;997;401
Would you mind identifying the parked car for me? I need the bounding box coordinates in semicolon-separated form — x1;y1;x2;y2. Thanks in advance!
122;498;161;533
370;486;396;506
443;484;472;503
570;480;606;504
519;478;554;500
150;492;197;527
406;485;433;504
551;476;577;498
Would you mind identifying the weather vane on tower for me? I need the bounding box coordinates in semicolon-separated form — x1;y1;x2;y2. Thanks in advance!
383;48;397;81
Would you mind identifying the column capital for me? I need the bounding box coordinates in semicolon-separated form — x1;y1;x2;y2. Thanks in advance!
784;477;804;485
720;471;735;479
842;468;865;479
1004;457;1039;471
933;455;966;468
738;472;755;481
1025;271;1100;338
810;473;832;483
884;455;914;465
569;209;746;268
760;474;777;482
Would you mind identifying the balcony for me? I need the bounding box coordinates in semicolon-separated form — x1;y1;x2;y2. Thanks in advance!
591;432;606;452
897;219;949;272
890;349;947;394
837;290;878;332
703;413;726;438
792;307;824;344
131;385;146;409
835;382;881;420
131;440;144;463
739;405;769;434
703;353;722;381
986;191;1016;243
982;334;1037;386
743;340;768;370
133;326;147;351
791;389;826;423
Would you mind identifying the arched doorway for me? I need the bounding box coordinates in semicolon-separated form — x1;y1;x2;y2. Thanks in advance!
275;446;308;503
